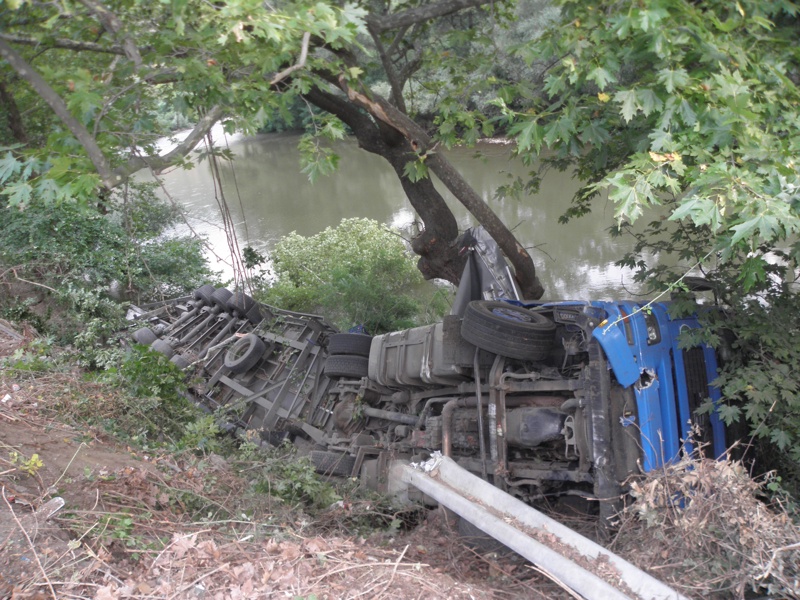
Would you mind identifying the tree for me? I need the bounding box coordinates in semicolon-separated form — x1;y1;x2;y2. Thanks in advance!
503;0;800;290
0;0;545;297
504;0;800;476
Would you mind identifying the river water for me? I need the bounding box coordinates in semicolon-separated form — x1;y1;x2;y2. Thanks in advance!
152;130;648;301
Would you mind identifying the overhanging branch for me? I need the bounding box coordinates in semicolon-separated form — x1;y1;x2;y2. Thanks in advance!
0;33;128;55
0;38;114;185
367;0;495;33
109;105;225;188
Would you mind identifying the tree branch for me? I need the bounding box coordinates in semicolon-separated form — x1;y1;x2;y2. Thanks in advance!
0;33;127;55
0;38;114;184
367;0;495;33
76;0;142;67
367;24;407;112
109;105;225;188
270;31;311;85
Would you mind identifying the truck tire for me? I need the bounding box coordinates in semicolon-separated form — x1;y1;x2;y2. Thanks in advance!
245;304;263;325
211;287;233;311
170;354;190;370
328;333;373;357
224;333;267;373
324;355;369;379
311;450;357;477
226;291;256;317
461;300;555;361
151;339;175;359
133;327;157;345
193;284;216;305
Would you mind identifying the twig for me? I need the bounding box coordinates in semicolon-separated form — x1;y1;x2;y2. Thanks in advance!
1;486;58;600
526;563;582;600
11;268;60;294
365;544;408;599
166;563;229;600
270;31;311;85
49;442;86;491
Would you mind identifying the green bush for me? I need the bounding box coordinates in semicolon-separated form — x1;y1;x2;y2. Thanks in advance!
260;218;441;334
0;182;214;306
97;344;202;445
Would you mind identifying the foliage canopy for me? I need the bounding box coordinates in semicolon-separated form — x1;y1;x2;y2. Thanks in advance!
507;0;800;290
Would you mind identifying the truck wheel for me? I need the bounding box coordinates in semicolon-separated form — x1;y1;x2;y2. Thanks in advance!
311;450;357;477
328;333;373;357
151;339;175;359
224;333;267;373
170;354;190;370
133;327;157;345
324;355;369;379
193;284;216;305
226;291;256;317
461;300;556;361
211;287;233;312
245;304;263;325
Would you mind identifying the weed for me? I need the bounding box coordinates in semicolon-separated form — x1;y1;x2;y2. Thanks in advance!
9;451;44;476
249;444;340;510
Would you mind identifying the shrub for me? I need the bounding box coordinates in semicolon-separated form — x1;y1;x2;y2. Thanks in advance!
260;218;441;333
0;182;215;307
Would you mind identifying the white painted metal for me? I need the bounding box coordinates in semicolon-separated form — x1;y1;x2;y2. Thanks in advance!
391;455;687;600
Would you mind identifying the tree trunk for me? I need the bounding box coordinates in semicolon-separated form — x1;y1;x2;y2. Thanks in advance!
304;86;466;285
331;77;546;299
0;76;28;145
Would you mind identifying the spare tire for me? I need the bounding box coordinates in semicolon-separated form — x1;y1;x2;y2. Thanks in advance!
193;284;216;305
226;291;256;317
224;334;267;374
324;355;369;379
328;333;373;357
133;327;157;345
461;300;556;361
151;339;175;359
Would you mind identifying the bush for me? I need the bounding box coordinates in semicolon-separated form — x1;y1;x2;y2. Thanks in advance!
96;345;201;445
260;218;441;333
0;182;215;307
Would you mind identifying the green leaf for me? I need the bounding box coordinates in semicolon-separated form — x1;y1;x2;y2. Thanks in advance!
0;152;21;184
770;428;792;450
1;182;33;208
510;119;544;153
717;403;741;425
657;68;689;93
587;66;614;91
729;216;761;245
636;89;663;117
678;99;697;126
615;90;638;123
403;160;429;183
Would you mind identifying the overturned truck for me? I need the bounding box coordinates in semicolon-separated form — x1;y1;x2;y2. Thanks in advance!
129;231;726;520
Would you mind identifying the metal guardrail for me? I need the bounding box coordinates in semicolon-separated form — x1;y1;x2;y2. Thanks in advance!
390;454;687;600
